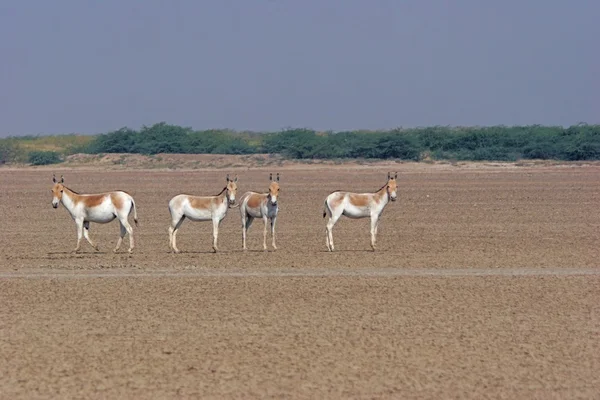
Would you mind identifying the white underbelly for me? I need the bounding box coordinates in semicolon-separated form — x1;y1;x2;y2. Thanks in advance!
86;204;117;223
183;204;213;221
245;204;277;219
245;206;263;219
342;203;370;219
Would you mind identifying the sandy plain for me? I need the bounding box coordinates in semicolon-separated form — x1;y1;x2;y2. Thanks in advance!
0;162;599;399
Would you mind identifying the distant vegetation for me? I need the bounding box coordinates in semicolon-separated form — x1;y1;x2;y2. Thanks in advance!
27;151;62;165
1;122;599;165
0;134;93;164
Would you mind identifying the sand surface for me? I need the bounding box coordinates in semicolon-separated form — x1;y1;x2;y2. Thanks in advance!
1;164;599;398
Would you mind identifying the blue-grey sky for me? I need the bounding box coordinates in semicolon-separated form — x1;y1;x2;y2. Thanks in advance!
1;0;598;136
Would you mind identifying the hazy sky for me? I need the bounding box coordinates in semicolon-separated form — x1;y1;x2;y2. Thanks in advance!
1;0;598;136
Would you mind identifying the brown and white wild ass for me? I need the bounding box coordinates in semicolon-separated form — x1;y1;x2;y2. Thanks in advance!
323;172;398;252
168;174;238;253
50;174;138;253
239;173;280;251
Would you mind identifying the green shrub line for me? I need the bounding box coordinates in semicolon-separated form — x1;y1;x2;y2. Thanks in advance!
2;122;599;163
27;151;62;165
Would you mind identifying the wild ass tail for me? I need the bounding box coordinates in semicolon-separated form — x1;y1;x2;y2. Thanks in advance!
130;197;139;226
323;199;328;218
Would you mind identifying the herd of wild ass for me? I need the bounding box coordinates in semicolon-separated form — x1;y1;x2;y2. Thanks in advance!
50;172;399;253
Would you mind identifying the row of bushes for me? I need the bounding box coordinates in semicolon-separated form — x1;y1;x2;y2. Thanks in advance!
0;142;63;165
86;124;256;155
27;151;63;165
2;123;600;164
86;122;600;161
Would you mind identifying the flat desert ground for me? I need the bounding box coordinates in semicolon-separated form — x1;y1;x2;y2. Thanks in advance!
1;162;599;399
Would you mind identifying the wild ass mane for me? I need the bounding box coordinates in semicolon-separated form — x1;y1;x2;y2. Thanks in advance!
214;187;227;196
64;186;80;195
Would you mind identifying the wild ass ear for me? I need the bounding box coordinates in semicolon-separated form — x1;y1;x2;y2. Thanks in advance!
269;173;273;181
276;173;280;182
226;173;230;182
387;172;391;180
234;175;238;182
60;175;64;183
394;172;398;179
52;174;57;183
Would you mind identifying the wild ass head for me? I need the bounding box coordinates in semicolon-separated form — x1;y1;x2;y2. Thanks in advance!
268;173;280;206
225;174;238;206
386;172;398;202
51;174;65;208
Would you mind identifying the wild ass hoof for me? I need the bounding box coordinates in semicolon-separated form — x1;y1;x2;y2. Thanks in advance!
113;248;119;253
128;248;133;254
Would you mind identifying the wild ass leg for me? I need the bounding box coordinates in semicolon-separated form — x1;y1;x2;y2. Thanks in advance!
240;208;247;250
245;217;254;250
370;214;378;251
169;216;185;253
324;201;331;251
326;218;335;252
83;221;99;251
241;212;253;250
123;220;134;253
114;218;134;253
262;216;269;251
114;222;126;253
212;218;220;252
326;211;342;252
73;218;84;253
270;216;277;250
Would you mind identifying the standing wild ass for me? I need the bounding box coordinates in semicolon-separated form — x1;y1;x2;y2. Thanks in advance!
323;172;398;251
239;173;280;251
168;174;238;253
50;174;138;253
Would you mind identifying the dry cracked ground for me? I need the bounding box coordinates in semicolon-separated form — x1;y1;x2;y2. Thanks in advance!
1;164;599;399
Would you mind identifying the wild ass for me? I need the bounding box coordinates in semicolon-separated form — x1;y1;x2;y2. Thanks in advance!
50;174;138;253
323;172;398;252
239;173;280;251
168;174;238;253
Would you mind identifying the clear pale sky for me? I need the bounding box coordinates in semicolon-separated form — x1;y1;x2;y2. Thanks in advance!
1;0;598;136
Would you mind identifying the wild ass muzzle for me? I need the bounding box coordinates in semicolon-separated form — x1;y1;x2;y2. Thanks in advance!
323;172;398;251
50;174;138;253
239;173;280;251
168;174;238;253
